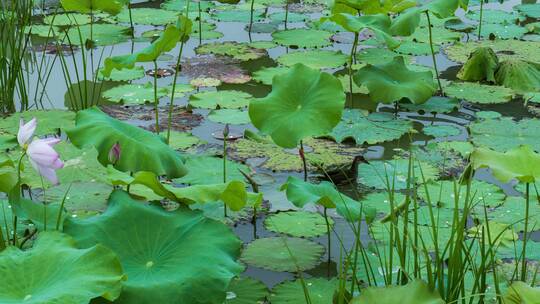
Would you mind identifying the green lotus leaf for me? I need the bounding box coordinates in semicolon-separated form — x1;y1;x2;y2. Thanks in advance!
457;47;499;82
103;83;168;104
43;13;92;26
351;280;445;304
396;41;438;56
249;64;344;148
329;110;413;145
189;90;252;109
240;237;324;272
24;24;60;38
264;211;333;238
356;47;406;65
269;11;307;22
116;8;179;25
480;23;528;40
360;191;407;216
65;190;243;303
225;277;268;304
63;24;131;46
445;82;514;104
98;66;145;81
466;9;521;24
195;41;266;61
468;221;518;247
0;231;125;303
401;96;459;114
503;281;540;304
423;124;461;137
42;181;112;217
208;109;251;125
337;74;369;94
444;17;475;32
161;0;215;11
408;143;467;174
515;3;540;19
354;56;437;104
60;0;124;15
418;180;505;209
425;0;468;19
167;131;203;150
212;10;265;23
270;278;338;304
390;7;421;36
445;40;540;64
0;157;17;193
323;13;399;48
495;60;540;93
66;107;187;178
252;66;290;85
0;110;74;136
357;158;438;190
174;156;249;185
276;50;348;69
482;196;540;232
469;117;540;152
408;25;462;45
281;176;363;221
272;29;333;48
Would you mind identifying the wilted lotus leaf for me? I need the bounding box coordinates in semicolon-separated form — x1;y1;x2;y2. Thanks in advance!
494;60;540;93
272;29;333;48
195;41;266;61
457;47;499;82
190;77;222;87
354;56;437;104
179;55;251;84
65;190;244;303
351;280;445;304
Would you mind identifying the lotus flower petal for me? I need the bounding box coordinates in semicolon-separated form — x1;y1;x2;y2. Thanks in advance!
17;118;37;147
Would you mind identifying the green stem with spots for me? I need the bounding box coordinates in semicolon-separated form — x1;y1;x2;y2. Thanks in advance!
425;11;443;95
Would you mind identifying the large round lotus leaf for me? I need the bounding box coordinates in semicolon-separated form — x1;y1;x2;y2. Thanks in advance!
396;41;438;56
25;24;60;37
249;63;345;149
503;281;540;304
445;40;540;64
360;191;407;215
98;66;145;81
470;117;540;152
240;237;324;272
270;278;338;304
444;17;476;33
65;190;243;303
196;41;266;61
66;107;187;178
116;8;178;25
42;181;112;216
0;110;74;136
225;277;268;304
445;82;514;104
167;131;203;150
356;47;404;65
495;60;540;93
276;50;348;69
351;280;445;304
418;180;505;209
264;211;333;238
423;124;461;137
468;221;519;247
401;96;459;114
354;56;437;105
480;196;540;232
408;26;462;45
515;3;540;19
457;47;499;82
466;9;521;24
103;83;169;105
357;159;438;190
252;66;291;85
246;22;278;33
272;29;333;48
0;232;125;304
43;13;91;26
208;109;251;125
63;24;131;46
480;23;528;40
174;156;248;185
212;10;265;22
189;90;252;109
329;110;413;145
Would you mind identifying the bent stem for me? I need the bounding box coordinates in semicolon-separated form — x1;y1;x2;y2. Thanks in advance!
299;140;308;182
521;182;530;281
425;11;443;94
284;0;289;30
248;0;255;41
153;60;160;134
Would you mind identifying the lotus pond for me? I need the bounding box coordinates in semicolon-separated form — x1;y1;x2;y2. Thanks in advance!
1;0;540;303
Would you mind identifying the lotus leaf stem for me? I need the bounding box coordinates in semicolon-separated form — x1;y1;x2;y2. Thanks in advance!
425;11;444;95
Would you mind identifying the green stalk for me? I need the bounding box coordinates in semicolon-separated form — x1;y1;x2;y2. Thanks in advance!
56;183;72;231
198;1;202;44
153;60;160;134
299;140;307;182
323;207;332;276
128;2;135;38
424;11;443;94
223;124;229;218
521;182;530;281
248;0;256;38
348;32;359;105
284;1;289;30
478;0;484;40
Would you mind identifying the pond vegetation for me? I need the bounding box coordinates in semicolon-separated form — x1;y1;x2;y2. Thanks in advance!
1;0;540;303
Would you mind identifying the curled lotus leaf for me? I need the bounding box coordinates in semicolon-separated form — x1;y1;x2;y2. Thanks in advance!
494;60;540;93
457;47;499;82
503;281;540;304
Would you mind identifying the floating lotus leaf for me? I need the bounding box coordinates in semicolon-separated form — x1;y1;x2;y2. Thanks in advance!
276;50;348;69
408;26;462;45
469;117;540;152
468;221;518;247
167;131;203;150
270;278;338;304
43;13;92;25
356;47;405;65
445;40;540;63
269;11;307;22
63;24;131;46
246;22;278;33
351;280;445;304
103;83;168;104
208;109;251;125
360;191;407;216
174;156;249;185
98;66;145;81
444;17;475;33
64;190;243;303
60;0;124;15
405;143;466;176
225;277;268;304
401;96;459;114
329;110;413;145
195;41;266;61
116;8;179;25
354;56;437;104
66;107;186;178
240;237;324;272
0;110;74;136
190;77;221;87
0;231;125;303
418;180;505;209
495;60;540;93
482;196;540;232
480;23;528;40
264;211;333;238
161;0;215;11
252;66;290;85
212;10;265;22
457;47;499;82
445;82;514;104
189;90;252;109
514;3;540;19
25;25;60;38
42;181;112;216
466;9;521;24
272;29;333;48
282;176;363;221
423;124;461;137
249;64;345;148
396;41;438;56
476;111;502;120
357;158;438;190
337;74;369;94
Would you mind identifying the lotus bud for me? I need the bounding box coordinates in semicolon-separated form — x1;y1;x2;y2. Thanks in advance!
223;124;230;139
17;118;37;148
108;142;121;164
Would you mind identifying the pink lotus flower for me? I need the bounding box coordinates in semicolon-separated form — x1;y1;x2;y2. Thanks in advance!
108;142;121;164
17;118;64;185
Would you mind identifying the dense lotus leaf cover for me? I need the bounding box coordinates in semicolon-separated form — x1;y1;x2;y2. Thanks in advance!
354;56;437;104
65;190;244;303
0;110;75;136
0;232;125;303
66;107;187;178
249;63;345;148
457;47;499;82
351;280;445;304
418;180;506;209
